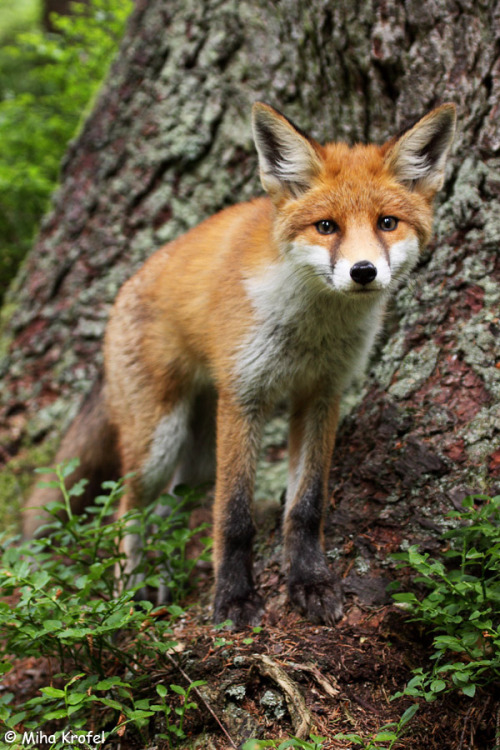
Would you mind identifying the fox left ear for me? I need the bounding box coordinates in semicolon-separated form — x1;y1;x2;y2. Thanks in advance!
385;104;456;195
252;102;322;199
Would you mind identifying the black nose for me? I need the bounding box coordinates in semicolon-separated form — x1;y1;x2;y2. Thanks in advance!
350;261;377;286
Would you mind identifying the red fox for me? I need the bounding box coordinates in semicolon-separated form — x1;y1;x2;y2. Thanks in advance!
25;102;456;627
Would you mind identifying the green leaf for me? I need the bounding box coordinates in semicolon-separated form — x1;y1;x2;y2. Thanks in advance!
462;684;476;697
94;697;124;711
61;458;80;478
169;684;186;696
393;592;418;603
156;684;168;698
39;686;65;698
399;703;419;726
7;711;26;727
213;619;233;630
430;680;447;693
66;691;88;705
44;708;68;720
42;619;63;631
67;702;85;716
433;636;465;653
95;677;130;691
68;478;89;496
191;680;207;688
124;709;155;720
59;627;90;639
333;735;364;745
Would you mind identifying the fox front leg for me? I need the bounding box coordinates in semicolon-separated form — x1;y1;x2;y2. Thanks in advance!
284;392;343;625
212;392;265;628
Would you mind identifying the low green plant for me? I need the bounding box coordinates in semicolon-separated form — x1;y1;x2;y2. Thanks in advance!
392;494;500;702
333;704;419;748
154;681;206;743
242;625;263;645
242;735;326;749
0;0;132;299
0;460;210;747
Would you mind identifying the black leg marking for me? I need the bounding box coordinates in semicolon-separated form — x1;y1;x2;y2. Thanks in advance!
213;484;263;628
286;475;343;625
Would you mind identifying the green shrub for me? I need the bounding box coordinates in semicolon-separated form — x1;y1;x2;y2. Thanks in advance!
392;494;500;702
0;0;132;301
332;705;419;749
242;736;326;750
243;710;420;750
0;461;210;747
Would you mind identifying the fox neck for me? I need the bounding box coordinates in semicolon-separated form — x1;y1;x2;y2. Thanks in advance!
236;253;387;403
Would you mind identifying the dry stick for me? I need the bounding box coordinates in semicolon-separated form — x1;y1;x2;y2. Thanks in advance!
343;687;384;717
252;653;313;739
472;694;492;750
457;704;472;750
165;651;238;749
285;660;340;698
458;699;486;750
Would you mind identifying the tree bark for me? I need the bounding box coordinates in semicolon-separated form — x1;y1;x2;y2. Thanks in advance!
0;0;499;519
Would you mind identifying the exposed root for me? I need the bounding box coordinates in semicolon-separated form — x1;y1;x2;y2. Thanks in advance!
251;653;313;739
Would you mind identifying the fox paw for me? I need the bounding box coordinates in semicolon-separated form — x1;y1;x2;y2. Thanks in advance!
213;589;264;629
288;575;343;626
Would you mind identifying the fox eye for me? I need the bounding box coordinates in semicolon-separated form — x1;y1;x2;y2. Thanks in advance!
378;216;399;231
315;219;338;235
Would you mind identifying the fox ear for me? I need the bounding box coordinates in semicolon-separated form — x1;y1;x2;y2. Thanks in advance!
252;102;322;198
385;104;456;195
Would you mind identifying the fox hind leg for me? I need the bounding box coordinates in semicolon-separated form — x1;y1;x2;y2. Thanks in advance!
155;387;217;603
116;399;191;596
169;387;217;490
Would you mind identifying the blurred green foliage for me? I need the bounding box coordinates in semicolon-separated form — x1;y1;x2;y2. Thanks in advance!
0;0;132;302
0;0;40;42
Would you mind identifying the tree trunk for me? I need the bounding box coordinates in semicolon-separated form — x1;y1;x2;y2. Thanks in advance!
0;0;498;517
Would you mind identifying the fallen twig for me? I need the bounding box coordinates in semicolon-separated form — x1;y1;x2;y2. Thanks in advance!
165;651;238;749
458;699;487;750
285;660;340;698
343;687;383;717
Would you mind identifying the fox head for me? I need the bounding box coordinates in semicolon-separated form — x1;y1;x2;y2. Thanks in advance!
252;102;456;297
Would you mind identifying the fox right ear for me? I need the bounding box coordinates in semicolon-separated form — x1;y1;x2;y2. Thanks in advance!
252;103;322;199
385;104;456;196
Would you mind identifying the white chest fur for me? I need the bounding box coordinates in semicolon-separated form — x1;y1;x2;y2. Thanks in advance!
235;256;386;402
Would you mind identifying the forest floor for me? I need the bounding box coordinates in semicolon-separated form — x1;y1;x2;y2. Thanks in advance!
2;488;498;750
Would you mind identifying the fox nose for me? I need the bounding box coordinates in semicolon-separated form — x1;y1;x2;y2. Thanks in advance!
350;261;377;286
